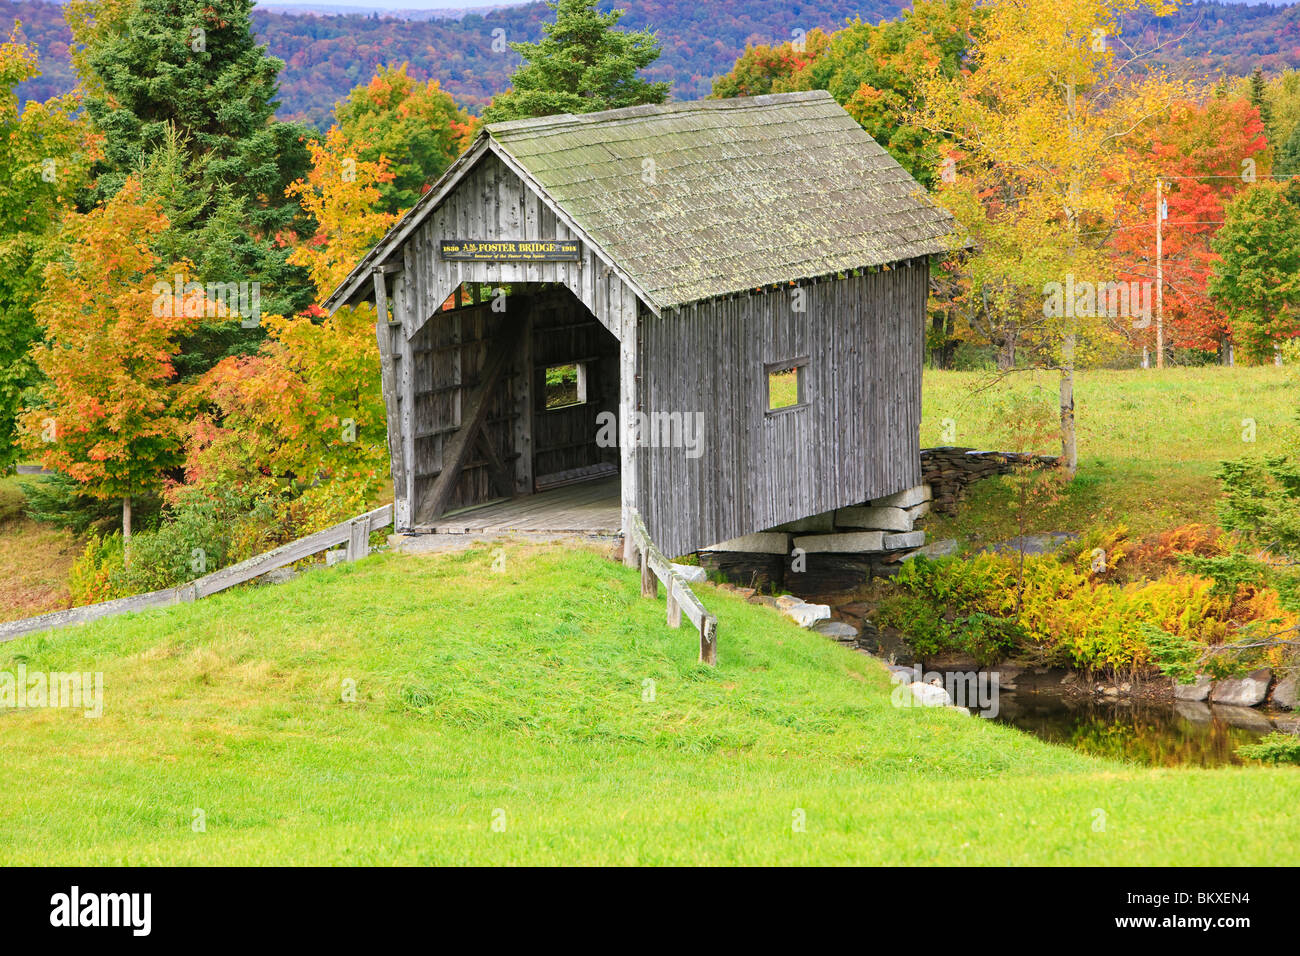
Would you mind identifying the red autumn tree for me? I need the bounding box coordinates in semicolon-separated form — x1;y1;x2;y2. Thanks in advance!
334;62;474;216
20;178;200;545
1110;97;1268;357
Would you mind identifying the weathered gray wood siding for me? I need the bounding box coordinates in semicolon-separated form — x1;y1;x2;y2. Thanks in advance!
399;150;640;342
635;261;928;558
409;295;520;513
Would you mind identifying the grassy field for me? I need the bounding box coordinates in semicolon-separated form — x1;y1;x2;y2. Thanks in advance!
919;365;1295;542
2;542;1296;865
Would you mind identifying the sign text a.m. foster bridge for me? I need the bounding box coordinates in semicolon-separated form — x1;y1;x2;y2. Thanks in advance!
439;239;582;262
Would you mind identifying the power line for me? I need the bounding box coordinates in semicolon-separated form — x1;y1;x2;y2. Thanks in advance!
1156;174;1296;180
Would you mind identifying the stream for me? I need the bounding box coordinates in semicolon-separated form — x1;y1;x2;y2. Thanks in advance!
990;689;1278;767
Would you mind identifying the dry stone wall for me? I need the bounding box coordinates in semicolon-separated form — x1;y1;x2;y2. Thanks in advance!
695;447;1058;594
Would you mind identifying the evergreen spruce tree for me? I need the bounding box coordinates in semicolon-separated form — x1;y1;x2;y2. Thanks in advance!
482;0;669;123
1250;66;1274;134
78;0;317;372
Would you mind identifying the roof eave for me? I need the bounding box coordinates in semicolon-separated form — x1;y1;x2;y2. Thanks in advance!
484;137;662;316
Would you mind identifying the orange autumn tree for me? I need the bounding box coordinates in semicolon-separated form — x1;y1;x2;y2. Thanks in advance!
184;306;390;528
334;62;474;216
21;178;200;545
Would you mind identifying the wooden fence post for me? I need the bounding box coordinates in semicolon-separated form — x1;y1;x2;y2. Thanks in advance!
346;516;370;562
628;507;716;664
640;547;657;598
699;615;718;666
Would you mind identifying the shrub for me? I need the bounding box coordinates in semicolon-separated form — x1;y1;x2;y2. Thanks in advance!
880;556;1025;665
1237;733;1300;766
110;492;235;595
68;533;126;605
882;547;1264;676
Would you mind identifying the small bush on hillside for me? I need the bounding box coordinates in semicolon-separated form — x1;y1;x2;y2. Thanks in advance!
64;482;378;603
21;472;161;534
112;494;236;595
67;495;232;603
1237;733;1300;766
68;533;126;605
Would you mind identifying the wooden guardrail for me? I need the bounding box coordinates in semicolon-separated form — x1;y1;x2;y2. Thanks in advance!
628;510;718;665
0;505;394;644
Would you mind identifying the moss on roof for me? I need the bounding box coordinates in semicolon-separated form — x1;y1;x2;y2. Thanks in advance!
486;90;957;310
324;91;959;314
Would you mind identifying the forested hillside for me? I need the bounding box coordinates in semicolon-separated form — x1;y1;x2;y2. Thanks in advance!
4;0;1300;124
3;0;908;122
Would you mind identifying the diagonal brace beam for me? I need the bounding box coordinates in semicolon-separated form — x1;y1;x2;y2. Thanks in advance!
417;308;524;523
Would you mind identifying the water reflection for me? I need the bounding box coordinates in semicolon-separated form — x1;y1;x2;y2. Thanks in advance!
993;690;1273;767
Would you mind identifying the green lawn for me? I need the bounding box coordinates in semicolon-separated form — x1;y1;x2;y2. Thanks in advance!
2;543;1296;865
920;366;1295;542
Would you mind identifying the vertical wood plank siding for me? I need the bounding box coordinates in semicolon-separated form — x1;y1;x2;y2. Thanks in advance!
409;152;636;341
635;261;928;558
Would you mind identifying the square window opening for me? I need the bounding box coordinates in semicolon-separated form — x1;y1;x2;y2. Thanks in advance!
545;362;589;410
766;359;807;412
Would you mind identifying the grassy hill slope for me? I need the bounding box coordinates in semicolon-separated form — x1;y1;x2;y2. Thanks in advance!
920;366;1295;540
1;542;1296;865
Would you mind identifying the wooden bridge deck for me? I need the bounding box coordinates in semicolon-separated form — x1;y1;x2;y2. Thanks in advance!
419;477;622;535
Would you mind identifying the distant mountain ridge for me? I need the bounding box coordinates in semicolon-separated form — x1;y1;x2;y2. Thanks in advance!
257;2;520;18
4;0;1299;126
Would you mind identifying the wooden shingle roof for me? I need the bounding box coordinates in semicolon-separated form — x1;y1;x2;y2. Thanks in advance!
485;90;956;310
324;91;957;315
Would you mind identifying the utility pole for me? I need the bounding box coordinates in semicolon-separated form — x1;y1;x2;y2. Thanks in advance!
1155;178;1164;369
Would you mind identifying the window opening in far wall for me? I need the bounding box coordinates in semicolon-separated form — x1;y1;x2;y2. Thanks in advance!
545;362;588;410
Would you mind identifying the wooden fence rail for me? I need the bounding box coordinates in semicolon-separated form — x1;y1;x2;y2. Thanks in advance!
628;510;718;665
0;505;394;644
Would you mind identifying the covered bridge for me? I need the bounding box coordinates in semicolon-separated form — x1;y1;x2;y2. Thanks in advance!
324;90;956;563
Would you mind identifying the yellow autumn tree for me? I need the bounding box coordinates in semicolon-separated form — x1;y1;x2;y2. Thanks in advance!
918;0;1190;472
286;126;397;300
